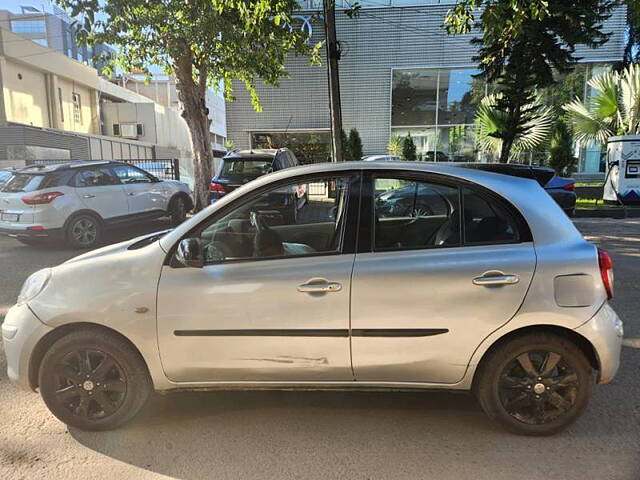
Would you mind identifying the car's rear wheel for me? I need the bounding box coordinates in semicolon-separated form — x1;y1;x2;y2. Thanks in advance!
66;214;102;249
474;332;593;436
38;329;152;431
169;196;187;226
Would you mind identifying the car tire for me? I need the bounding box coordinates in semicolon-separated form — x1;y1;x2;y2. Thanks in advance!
474;332;593;436
65;214;102;249
169;196;187;226
38;329;152;431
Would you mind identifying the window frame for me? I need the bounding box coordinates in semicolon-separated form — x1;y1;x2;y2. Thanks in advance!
360;171;532;254
167;171;362;267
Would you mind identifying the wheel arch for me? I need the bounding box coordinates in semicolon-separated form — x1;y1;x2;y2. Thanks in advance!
470;324;599;391
28;322;151;391
63;209;105;230
168;192;193;213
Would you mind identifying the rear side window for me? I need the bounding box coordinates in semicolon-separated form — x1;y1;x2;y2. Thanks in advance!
2;172;69;192
75;168;119;187
462;187;520;244
374;178;460;250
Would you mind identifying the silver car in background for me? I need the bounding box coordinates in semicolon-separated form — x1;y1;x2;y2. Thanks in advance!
2;161;623;435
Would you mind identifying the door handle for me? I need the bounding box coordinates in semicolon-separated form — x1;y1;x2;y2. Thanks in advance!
472;272;520;286
297;279;342;293
127;192;136;196
82;194;96;199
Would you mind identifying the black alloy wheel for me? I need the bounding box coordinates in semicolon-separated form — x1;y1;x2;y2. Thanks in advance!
498;350;579;425
39;329;152;430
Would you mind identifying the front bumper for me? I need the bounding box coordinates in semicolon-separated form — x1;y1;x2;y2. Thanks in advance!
575;302;623;384
2;303;53;391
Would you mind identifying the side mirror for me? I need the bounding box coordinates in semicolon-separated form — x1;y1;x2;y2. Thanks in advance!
175;238;204;268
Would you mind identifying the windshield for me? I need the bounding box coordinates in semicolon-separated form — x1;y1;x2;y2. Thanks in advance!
220;158;274;178
2;173;46;193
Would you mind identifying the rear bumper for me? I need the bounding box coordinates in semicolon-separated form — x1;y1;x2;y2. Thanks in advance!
0;226;63;240
575;302;623;384
2;303;53;391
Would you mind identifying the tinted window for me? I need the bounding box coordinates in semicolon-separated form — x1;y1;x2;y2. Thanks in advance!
374;178;460;250
75;168;119;187
112;165;152;184
462;187;519;244
2;172;69;192
196;176;350;263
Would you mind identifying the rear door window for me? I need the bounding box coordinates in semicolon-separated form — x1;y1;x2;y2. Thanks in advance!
374;177;461;250
75;167;120;187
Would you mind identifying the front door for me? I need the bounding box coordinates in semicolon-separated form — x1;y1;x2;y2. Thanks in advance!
111;164;160;214
157;174;359;382
73;167;129;220
351;175;536;384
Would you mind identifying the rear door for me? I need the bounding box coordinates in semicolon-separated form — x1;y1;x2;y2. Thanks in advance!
350;174;536;384
73;167;128;220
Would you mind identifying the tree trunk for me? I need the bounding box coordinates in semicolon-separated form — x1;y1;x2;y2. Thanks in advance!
499;136;514;163
174;54;213;212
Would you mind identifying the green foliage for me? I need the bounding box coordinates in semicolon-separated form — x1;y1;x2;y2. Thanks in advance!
387;135;403;156
548;120;578;175
56;0;321;110
402;134;417;161
445;0;616;162
474;94;554;159
224;139;236;151
563;64;640;146
341;129;351;161
624;0;640;68
53;0;322;211
347;128;363;161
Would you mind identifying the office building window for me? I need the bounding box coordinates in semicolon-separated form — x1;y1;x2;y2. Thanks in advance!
11;20;46;34
391;68;483;162
72;93;82;124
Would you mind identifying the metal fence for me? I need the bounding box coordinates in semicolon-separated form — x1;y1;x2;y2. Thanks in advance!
23;158;181;181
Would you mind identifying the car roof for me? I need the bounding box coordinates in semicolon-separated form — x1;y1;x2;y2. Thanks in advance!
15;160;130;174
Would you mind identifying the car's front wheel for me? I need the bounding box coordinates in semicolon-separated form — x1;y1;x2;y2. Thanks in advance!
38;329;152;431
474;332;593;436
169;196;188;226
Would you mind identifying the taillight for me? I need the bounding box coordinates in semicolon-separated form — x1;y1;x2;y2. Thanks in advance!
598;248;614;300
210;183;225;194
21;191;64;205
562;183;575;191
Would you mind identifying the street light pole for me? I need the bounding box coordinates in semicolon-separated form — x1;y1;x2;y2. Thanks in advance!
323;0;343;162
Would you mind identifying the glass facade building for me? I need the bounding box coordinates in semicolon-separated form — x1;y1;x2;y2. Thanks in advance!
225;2;628;176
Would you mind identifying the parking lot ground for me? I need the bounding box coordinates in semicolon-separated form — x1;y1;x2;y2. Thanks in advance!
0;218;639;480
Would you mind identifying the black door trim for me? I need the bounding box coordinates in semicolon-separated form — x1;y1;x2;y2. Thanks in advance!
173;328;449;338
351;328;449;337
174;329;349;337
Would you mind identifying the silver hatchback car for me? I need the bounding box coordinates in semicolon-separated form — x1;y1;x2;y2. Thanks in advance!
2;162;623;435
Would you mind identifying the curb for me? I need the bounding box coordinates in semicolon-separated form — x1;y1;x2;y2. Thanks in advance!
575;208;640;218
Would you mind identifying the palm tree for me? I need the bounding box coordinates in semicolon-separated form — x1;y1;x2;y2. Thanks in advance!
474;94;554;162
563;64;640;146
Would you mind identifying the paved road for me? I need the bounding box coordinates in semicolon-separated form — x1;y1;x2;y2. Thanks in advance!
0;219;639;480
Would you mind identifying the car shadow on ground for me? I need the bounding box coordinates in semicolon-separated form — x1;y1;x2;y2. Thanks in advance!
68;389;489;478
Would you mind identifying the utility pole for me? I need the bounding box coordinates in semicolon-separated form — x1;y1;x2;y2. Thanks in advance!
323;0;343;162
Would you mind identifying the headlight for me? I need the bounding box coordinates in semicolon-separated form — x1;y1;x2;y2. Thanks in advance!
17;268;51;305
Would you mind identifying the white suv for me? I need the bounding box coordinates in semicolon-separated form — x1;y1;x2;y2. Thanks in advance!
0;161;192;248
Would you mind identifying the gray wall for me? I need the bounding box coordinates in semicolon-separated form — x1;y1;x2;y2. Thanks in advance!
226;4;627;156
